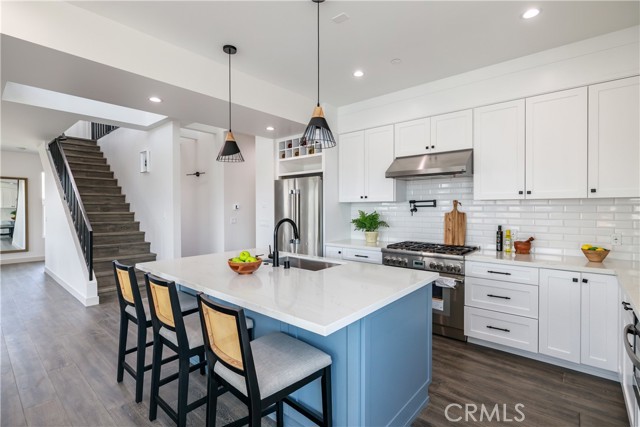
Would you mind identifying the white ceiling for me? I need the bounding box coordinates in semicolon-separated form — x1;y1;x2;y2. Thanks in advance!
71;1;640;106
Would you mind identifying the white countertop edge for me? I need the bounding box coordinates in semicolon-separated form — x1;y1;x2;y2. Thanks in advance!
137;263;438;337
466;252;621;275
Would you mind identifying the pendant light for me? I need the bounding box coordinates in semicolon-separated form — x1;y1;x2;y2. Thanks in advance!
217;44;244;162
302;0;336;149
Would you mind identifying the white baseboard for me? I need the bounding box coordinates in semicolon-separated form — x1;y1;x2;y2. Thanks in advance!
44;267;100;307
0;255;45;265
468;337;618;381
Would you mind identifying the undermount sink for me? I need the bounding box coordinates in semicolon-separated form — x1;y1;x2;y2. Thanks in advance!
283;256;340;271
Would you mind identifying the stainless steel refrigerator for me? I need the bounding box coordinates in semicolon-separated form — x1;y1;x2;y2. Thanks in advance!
274;176;323;256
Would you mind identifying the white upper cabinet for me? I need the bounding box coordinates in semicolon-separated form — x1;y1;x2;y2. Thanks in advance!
338;131;366;202
430;109;473;153
394;118;431;158
339;126;404;203
588;76;640;198
525;87;588;199
473;99;526;200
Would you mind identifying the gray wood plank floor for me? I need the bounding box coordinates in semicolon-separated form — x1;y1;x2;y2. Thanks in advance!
1;262;630;426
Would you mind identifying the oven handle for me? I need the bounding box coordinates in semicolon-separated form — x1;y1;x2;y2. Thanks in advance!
623;323;640;370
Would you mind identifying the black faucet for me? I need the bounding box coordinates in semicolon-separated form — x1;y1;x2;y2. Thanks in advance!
273;218;299;267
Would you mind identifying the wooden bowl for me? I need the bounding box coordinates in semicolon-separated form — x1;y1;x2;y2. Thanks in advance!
514;237;535;254
228;258;263;275
582;249;610;263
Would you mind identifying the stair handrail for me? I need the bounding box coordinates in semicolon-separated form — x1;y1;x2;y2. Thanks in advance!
48;137;94;280
91;122;118;140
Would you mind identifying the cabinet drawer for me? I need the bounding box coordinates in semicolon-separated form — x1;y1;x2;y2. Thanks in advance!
466;261;539;285
466;277;539;318
324;246;343;260
342;248;382;264
465;306;538;353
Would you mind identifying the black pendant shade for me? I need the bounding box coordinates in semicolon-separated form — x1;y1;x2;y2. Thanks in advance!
303;0;336;149
217;44;244;163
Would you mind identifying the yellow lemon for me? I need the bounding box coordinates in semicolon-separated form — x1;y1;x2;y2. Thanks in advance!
581;244;591;250
595;247;605;252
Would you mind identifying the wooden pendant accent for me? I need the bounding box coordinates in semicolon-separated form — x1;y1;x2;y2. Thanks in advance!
312;106;325;118
226;131;236;142
444;200;467;246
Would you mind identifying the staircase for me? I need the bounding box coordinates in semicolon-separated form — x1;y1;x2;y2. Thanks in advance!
60;137;156;295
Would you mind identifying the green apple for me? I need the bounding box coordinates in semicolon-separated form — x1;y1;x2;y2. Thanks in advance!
231;257;242;262
246;256;257;263
239;251;251;261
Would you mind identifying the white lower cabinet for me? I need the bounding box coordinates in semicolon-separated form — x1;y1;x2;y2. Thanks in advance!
466;277;538;318
465;306;538;352
539;269;619;371
342;248;382;264
324;245;343;260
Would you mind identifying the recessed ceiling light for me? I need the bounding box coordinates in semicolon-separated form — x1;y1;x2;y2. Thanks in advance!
390;58;402;65
522;8;540;19
149;96;162;103
266;126;275;131
353;70;364;78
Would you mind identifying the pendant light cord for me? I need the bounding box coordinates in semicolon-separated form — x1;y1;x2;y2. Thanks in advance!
228;52;232;131
317;1;320;107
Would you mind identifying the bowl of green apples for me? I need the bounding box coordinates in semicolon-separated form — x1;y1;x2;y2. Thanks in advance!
228;250;262;275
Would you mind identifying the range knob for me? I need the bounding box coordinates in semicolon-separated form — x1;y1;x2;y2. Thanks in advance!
436;263;444;271
384;257;391;265
445;264;453;272
402;258;408;267
429;262;437;269
453;265;462;273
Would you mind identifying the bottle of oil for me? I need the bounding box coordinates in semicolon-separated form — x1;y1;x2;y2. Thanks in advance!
496;225;503;252
505;229;512;253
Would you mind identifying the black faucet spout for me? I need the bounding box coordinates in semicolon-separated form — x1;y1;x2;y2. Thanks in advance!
273;218;300;267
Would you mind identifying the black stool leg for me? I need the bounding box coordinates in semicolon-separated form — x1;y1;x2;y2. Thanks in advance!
206;374;218;427
276;401;284;427
321;366;332;427
199;352;206;375
134;321;147;403
149;339;163;421
116;313;128;383
177;356;190;427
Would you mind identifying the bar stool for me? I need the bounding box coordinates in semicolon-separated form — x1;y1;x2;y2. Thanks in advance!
197;294;333;427
113;261;199;403
145;273;211;427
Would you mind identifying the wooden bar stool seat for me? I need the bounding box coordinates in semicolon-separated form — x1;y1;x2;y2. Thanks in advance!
197;294;332;427
113;261;199;403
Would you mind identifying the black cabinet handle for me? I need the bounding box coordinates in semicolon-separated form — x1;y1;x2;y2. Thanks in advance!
623;302;633;311
572;278;579;282
582;278;588;283
487;294;511;300
354;254;369;258
338;251;342;254
360;196;363;199
487;270;511;276
487;325;510;333
526;191;531;195
591;189;597;193
431;145;435;149
364;196;368;199
518;191;524;195
425;146;429;150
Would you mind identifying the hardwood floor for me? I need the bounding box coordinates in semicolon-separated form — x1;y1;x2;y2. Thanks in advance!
1;262;630;426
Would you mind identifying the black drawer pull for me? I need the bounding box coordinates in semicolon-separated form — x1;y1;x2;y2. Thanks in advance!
487;294;511;300
487;270;511;276
526;190;531;195
487;325;510;333
572;278;579;282
591;188;597;193
623;302;633;311
582;278;588;283
518;191;524;195
354;254;369;258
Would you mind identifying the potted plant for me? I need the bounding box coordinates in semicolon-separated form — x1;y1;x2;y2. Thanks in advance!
10;210;16;221
351;210;389;244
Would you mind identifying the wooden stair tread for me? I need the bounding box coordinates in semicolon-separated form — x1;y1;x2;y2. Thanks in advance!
94;253;156;262
93;241;148;248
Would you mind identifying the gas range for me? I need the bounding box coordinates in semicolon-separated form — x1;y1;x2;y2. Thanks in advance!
381;241;478;274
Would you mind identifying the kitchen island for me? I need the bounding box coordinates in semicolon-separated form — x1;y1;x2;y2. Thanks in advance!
137;250;437;426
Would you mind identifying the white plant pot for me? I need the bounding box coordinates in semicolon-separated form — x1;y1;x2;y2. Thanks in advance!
365;231;379;244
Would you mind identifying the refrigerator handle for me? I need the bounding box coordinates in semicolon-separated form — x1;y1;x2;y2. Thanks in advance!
293;189;301;253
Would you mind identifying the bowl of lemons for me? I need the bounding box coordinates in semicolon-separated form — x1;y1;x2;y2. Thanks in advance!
228;251;263;274
581;244;610;262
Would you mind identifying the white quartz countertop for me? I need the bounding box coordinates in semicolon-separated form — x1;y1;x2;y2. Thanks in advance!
137;249;438;336
468;250;640;313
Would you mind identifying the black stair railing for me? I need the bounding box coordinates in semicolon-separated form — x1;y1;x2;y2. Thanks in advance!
91;122;119;140
48;137;93;280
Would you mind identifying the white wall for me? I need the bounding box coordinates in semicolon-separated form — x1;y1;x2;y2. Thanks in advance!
180;130;224;256
64;120;91;139
38;146;98;306
0;150;45;264
338;26;640;133
224;134;256;251
99;122;182;259
255;136;275;249
350;178;640;262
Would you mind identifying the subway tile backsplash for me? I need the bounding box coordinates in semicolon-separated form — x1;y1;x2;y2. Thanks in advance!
350;177;640;261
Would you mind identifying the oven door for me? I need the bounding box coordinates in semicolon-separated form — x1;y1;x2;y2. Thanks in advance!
623;320;640;425
432;273;465;339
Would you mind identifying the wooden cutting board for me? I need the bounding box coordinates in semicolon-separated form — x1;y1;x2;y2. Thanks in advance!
444;200;467;246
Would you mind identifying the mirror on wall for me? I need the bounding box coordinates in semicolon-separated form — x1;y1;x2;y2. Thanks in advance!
1;177;28;253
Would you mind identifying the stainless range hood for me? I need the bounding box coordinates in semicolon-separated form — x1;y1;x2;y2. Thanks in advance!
385;149;473;180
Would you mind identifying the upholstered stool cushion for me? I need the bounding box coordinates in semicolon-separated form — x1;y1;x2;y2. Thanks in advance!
125;291;198;320
214;332;331;399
